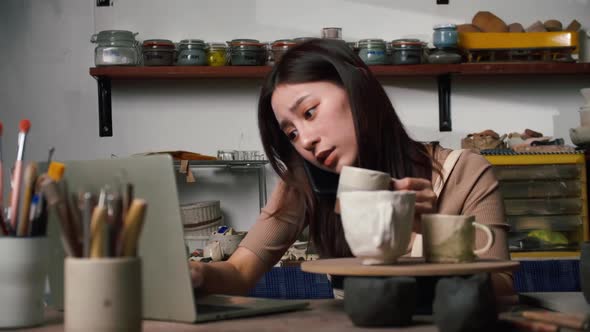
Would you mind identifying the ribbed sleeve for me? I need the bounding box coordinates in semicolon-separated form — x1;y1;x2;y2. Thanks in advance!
238;181;306;269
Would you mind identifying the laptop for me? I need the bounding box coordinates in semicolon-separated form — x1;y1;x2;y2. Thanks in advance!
46;154;309;323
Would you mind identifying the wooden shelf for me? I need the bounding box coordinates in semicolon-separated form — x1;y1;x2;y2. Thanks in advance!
90;62;590;80
89;62;590;137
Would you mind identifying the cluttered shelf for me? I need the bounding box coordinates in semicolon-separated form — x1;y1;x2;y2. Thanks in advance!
173;159;268;169
90;62;590;79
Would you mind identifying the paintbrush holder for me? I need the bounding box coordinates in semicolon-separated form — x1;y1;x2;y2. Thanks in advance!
0;237;48;328
64;257;142;332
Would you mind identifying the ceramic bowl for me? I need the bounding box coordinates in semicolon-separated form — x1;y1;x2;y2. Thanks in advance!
569;126;590;146
207;231;247;258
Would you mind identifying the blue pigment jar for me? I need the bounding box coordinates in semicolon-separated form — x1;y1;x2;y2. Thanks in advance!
358;39;388;65
433;24;458;49
176;39;207;66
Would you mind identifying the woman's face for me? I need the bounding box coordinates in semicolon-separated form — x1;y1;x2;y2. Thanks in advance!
271;81;358;173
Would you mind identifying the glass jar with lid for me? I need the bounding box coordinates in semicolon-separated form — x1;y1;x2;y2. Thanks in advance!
142;39;175;66
176;39;207;66
207;43;228;66
91;30;139;66
228;39;266;66
271;39;297;64
433;24;458;49
358;39;388;65
391;39;425;65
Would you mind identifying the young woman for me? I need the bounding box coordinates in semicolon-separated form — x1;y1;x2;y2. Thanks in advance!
190;39;513;298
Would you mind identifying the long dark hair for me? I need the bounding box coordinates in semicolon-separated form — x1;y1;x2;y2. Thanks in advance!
258;39;434;258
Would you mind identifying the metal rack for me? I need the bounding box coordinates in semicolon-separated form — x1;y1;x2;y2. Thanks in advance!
174;160;269;210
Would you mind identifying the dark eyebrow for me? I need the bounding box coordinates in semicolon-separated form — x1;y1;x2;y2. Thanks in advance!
289;94;310;112
279;94;310;130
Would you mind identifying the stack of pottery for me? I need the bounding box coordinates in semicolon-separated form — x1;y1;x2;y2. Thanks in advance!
569;88;590;147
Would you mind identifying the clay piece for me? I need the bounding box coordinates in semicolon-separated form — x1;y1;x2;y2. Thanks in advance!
566;19;581;32
460;130;506;151
472;11;508;32
526;20;547;32
432;273;498;332
344;276;416;327
508;23;525;33
544;19;563;32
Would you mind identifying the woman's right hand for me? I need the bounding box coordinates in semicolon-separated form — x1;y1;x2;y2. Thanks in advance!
189;260;205;289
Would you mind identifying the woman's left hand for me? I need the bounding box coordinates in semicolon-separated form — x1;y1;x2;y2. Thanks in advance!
392;177;437;233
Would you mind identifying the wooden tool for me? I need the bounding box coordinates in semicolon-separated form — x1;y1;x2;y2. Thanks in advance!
117;199;147;257
90;205;107;258
41;178;82;257
17;162;38;236
301;257;519;276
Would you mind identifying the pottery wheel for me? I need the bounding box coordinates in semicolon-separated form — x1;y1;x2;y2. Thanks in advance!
301;257;519;276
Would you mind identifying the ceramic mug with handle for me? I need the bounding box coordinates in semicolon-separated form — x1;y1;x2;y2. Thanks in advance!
421;214;494;263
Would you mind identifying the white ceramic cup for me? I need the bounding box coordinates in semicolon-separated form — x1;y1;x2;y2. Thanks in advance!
336;166;391;213
65;257;142;332
421;214;494;263
337;166;392;195
581;87;590;105
340;190;416;265
0;237;48;329
580;106;590;127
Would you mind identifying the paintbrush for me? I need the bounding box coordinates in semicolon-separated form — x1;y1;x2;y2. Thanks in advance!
9;119;31;230
106;189;122;257
17;162;38;236
47;162;65;182
90;189;107;258
81;192;94;257
40;177;82;257
117;199;147;257
46;147;55;172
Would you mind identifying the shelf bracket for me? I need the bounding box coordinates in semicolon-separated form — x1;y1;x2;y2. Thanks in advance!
96;77;113;137
438;74;452;132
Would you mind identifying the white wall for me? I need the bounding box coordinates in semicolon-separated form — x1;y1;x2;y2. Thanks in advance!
1;0;590;232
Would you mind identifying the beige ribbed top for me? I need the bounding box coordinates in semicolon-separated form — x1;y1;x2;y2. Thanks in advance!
239;147;510;268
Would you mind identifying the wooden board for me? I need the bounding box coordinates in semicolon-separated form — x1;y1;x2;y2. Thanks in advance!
301;257;519;276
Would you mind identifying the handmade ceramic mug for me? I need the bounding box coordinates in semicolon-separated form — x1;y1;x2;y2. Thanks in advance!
580;241;590;304
421;214;494;263
340;190;416;265
336;166;391;213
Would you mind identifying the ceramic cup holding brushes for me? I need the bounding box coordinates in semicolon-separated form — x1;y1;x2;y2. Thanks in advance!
59;180;146;332
0;237;48;328
0;119;52;328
